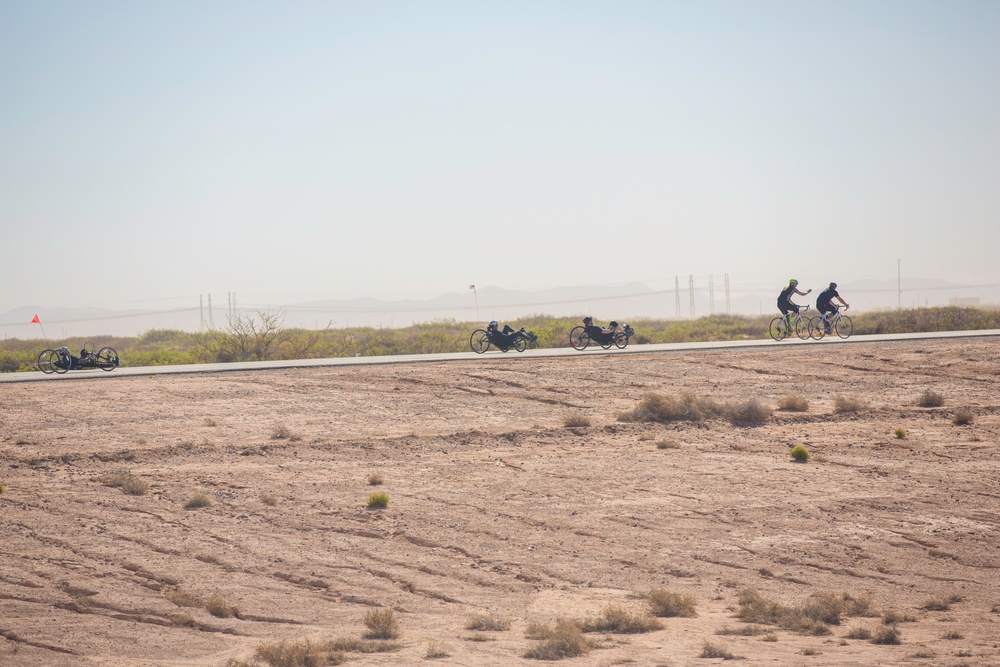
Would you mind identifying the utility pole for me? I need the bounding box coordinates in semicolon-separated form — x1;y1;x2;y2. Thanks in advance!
709;275;715;315
200;295;204;329
674;276;680;318
688;275;695;318
208;294;214;329
725;273;731;314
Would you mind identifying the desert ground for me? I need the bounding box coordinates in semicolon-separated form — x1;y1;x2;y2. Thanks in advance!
2;336;999;666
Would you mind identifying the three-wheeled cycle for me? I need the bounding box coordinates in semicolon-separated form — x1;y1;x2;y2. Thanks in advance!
37;343;120;374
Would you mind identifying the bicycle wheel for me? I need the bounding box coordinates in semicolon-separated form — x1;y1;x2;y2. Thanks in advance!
513;336;527;352
37;349;57;374
769;317;787;341
470;330;490;354
835;315;853;339
808;317;826;340
96;347;119;370
53;351;71;374
795;316;810;340
569;326;589;350
614;331;628;349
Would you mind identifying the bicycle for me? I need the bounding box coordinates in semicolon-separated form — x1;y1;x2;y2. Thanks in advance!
808;305;853;340
37;342;120;374
768;306;811;341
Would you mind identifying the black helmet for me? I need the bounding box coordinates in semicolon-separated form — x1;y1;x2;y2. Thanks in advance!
583;316;593;324
488;320;498;329
829;282;837;289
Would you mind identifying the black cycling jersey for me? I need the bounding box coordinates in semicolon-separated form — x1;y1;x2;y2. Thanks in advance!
816;287;840;311
777;285;797;305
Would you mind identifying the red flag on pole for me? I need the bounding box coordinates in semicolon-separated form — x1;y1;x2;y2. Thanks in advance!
31;314;40;323
468;284;475;290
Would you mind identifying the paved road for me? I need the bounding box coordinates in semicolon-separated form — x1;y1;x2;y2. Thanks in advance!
4;329;999;384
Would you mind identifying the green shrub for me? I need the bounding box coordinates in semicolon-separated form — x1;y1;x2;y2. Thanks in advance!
367;492;390;509
790;445;810;462
894;427;907;439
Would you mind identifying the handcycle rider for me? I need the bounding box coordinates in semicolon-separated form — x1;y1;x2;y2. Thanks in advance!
816;282;849;334
582;316;622;346
777;279;811;328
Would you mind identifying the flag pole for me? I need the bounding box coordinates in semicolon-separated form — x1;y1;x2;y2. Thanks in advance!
31;314;48;342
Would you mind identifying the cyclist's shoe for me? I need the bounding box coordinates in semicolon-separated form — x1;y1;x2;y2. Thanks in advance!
824;325;832;334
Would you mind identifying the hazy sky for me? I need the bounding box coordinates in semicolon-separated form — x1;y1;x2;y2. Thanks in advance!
2;0;998;313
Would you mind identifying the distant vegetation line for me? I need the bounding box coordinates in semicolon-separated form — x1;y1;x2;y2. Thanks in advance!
1;306;998;373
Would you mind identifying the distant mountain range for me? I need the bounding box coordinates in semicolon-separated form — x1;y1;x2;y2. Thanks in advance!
3;279;997;340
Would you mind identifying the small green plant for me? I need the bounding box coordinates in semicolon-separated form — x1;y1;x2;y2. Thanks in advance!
790;445;810;462
466;613;511;632
699;640;741;659
918;390;945;407
184;493;212;509
523;618;591;660
778;395;810;412
363;608;400;639
952;410;974;425
870;625;901;645
563;412;591;428
648;589;697;617
894;427;907;439
367;492;390;509
655;439;681;450
367;472;384;486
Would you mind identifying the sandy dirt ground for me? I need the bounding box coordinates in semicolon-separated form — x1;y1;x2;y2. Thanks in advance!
2;337;1000;666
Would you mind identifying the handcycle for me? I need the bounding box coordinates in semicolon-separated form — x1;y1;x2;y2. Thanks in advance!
808;305;853;340
769;306;811;341
470;327;538;354
37;342;121;374
569;323;635;351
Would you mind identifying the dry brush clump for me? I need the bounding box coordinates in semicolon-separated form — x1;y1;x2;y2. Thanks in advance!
184;492;213;509
735;589;875;636
833;396;868;414
952;409;974;425
97;471;149;496
466;613;511;632
563;412;591;428
363;608;400;639
699;640;742;660
575;603;663;634
778;395;810;412
618;392;772;426
648;589;697;618
917;389;945;408
523;618;592;660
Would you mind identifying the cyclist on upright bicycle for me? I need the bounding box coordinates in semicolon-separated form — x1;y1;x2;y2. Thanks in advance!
816;283;849;334
777;279;811;322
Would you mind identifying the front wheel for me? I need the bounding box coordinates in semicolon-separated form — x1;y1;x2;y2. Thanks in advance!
835;315;853;339
569;326;589;350
795;316;810;340
614;331;628;349
513;336;527;352
96;346;119;370
53;350;71;374
769;317;787;341
470;330;490;354
37;349;57;374
808;317;826;340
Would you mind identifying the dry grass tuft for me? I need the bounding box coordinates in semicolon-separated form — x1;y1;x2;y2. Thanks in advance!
735;588;874;636
184;493;212;509
326;638;402;653
778;395;810;412
424;641;449;659
363;608;400;639
918;390;945;408
98;471;150;496
716;625;767;636
205;593;237;619
648;589;697;617
833;396;868;413
699;640;742;660
656;438;682;450
576;604;663;634
523;618;591;660
844;624;873;640
871;625;901;645
466;613;511;632
563;412;591;428
728;399;773;426
260;494;279;506
165;588;202;608
249;638;335;667
921;598;951;611
366;492;389;509
952;409;974;425
271;424;302;442
618;393;724;423
367;472;384;486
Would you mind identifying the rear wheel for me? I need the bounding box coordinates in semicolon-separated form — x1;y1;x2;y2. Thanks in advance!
96;347;119;370
53;350;71;374
835;315;853;339
37;349;57;374
808;317;826;340
769;317;787;341
470;330;490;354
569;326;589;350
513;336;527;352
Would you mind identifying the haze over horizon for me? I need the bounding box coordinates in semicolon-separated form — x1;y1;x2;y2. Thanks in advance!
3;1;998;316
